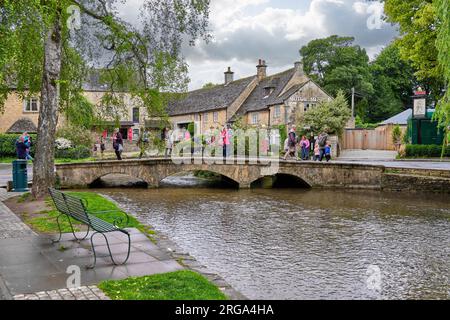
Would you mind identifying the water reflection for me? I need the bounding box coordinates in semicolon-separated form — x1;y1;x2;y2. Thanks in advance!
98;187;450;300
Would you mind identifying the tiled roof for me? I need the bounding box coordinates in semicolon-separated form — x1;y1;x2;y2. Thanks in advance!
166;76;256;116
6;118;37;133
234;68;297;116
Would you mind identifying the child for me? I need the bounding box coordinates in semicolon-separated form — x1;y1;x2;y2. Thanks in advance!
325;143;331;162
313;144;320;161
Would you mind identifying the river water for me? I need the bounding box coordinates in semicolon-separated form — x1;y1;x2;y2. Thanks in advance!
97;182;449;300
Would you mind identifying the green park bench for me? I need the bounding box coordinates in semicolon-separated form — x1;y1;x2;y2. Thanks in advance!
48;187;131;269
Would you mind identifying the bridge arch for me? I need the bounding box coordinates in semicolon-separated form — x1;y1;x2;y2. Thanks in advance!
250;173;312;189
89;173;149;188
158;168;240;188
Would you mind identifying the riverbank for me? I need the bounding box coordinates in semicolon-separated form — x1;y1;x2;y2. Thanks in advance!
0;189;236;300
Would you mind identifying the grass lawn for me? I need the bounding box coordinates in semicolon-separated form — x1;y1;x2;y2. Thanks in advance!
16;191;155;241
98;270;227;300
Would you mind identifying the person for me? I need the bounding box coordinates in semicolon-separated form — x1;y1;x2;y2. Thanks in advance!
164;127;173;158
317;131;329;161
112;128;123;160
221;126;231;158
283;127;297;160
15;134;28;160
313;143;320;161
325;142;332;162
299;135;310;160
100;135;106;158
23;132;33;161
137;128;149;159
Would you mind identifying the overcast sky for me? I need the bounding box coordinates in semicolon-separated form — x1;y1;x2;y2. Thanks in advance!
119;0;398;90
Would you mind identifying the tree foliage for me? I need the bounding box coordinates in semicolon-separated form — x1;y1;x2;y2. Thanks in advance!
367;43;417;122
384;0;444;98
300;35;373;99
0;0;211;197
297;90;351;136
385;0;449;152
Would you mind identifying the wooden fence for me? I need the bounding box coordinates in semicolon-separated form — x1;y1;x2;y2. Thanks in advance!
341;124;406;150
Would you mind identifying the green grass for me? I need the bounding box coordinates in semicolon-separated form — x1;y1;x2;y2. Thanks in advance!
98;270;227;300
55;158;97;164
23;191;155;241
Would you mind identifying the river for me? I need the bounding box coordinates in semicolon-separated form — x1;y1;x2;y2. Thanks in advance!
95;180;449;300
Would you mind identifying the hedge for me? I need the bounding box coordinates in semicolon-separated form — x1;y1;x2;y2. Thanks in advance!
55;146;91;159
0;134;91;159
405;144;450;158
0;134;37;157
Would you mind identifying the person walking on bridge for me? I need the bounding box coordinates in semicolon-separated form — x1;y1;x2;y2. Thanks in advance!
113;128;124;161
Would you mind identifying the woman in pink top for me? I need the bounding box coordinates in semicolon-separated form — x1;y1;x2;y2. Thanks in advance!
300;135;310;160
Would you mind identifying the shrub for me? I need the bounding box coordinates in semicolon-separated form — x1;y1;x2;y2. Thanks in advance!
0;133;37;157
405;144;450;157
56;125;93;148
392;125;402;145
55;145;91;159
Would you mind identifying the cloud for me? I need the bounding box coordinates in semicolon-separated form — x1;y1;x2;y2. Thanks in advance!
183;0;398;89
113;0;399;90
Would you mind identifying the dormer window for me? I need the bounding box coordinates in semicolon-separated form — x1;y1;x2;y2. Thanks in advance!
263;87;274;99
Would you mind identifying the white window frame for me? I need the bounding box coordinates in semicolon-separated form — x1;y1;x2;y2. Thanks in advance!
213;112;218;123
23;97;39;113
251;112;259;125
203;112;209;123
274;106;281;119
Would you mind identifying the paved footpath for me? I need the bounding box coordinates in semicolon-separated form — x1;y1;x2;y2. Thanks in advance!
0;188;183;300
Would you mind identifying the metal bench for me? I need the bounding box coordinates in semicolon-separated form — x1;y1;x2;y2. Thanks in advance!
48;188;131;268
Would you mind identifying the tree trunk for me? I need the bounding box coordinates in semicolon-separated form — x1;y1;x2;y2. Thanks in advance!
32;16;62;199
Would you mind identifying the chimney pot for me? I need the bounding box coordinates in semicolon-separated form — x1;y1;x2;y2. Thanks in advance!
224;67;234;85
256;59;267;81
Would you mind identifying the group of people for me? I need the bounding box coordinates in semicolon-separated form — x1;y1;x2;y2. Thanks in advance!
15;132;33;161
283;126;332;162
162;125;234;159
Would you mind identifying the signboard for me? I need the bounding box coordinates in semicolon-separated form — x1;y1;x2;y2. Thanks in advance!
413;98;426;118
290;95;319;103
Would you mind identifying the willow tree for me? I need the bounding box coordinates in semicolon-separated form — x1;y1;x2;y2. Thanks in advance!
0;0;210;198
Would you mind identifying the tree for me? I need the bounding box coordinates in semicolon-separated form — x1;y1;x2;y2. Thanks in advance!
367;43;417;122
0;0;210;198
296;90;351;136
202;82;218;89
385;0;449;153
384;0;445;100
434;0;450;154
300;35;373;99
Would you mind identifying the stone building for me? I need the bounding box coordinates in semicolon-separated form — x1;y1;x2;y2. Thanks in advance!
166;59;333;133
0;59;333;140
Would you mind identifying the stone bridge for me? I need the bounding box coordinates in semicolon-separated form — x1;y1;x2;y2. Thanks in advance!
55;158;388;190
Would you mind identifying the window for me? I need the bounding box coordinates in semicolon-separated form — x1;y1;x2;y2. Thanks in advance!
133;129;140;141
132;107;140;123
304;103;309;112
213;112;218;123
24;98;39;112
251;112;259;125
274;106;281;119
194;114;200;122
203;112;209;123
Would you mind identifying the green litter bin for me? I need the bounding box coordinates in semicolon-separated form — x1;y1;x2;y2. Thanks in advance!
12;159;29;192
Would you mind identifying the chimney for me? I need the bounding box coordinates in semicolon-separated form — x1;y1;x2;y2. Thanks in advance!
256;59;267;81
294;60;305;77
224;67;234;85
